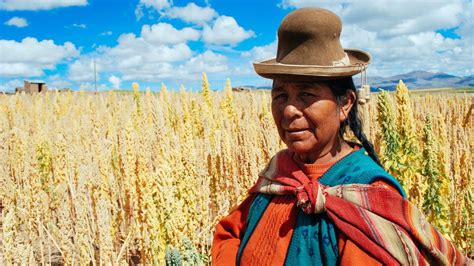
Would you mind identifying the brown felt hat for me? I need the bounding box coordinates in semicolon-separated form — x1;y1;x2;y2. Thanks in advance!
254;8;371;80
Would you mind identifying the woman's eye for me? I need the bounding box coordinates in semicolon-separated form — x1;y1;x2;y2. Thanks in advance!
300;92;315;98
273;94;287;100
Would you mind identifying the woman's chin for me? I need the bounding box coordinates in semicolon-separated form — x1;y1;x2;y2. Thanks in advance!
286;141;314;155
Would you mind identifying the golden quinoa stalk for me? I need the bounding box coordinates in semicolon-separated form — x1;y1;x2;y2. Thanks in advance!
421;115;448;233
395;80;424;207
376;89;401;178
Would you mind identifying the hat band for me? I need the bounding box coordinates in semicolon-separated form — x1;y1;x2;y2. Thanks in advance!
332;53;350;67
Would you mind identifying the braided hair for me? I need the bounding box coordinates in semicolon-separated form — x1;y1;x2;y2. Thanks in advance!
324;78;381;165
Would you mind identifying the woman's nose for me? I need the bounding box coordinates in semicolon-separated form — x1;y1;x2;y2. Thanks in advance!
283;100;304;118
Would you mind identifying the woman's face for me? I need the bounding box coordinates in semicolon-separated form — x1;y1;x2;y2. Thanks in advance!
271;80;352;161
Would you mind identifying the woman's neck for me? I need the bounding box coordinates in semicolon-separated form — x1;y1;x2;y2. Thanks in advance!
293;140;353;165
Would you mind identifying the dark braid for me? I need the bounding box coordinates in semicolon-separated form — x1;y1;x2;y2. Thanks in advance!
324;78;382;166
347;105;381;165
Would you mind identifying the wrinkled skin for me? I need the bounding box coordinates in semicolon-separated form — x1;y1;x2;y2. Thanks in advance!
271;80;356;164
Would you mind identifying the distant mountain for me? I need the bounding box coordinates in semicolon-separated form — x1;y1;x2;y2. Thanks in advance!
354;71;474;91
236;85;271;90
236;71;473;92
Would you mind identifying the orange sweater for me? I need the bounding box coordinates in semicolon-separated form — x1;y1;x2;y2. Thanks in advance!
212;155;399;265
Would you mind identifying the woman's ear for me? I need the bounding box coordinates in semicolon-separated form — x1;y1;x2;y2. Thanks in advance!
339;90;356;123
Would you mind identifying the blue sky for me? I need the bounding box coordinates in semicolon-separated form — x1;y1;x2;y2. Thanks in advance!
0;0;472;92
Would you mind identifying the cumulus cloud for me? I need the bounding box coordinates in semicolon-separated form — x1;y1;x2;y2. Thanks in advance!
180;50;228;76
0;0;88;11
118;50;228;82
135;0;171;19
166;3;217;25
120;62;175;81
277;0;471;76
340;25;463;76
108;75;121;89
78;82;108;92
127;2;253;82
341;1;462;38
202;15;255;46
69;49;229;83
68;22;212;82
0;79;23;92
138;0;170;10
141;23;200;44
4;17;28;28
242;40;277;61
107;32;193;63
279;0;463;36
47;74;72;89
0;38;79;78
68;57;98;82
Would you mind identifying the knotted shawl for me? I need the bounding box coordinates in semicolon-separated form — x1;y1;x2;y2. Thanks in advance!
236;149;470;265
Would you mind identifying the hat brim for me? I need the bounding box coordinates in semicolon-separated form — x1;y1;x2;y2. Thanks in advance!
253;48;371;80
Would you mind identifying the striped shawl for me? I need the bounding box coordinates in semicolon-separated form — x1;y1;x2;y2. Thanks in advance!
238;149;470;265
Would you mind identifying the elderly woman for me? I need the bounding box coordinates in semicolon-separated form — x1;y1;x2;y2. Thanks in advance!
212;8;469;266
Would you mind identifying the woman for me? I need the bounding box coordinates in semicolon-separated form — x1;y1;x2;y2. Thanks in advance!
212;8;469;265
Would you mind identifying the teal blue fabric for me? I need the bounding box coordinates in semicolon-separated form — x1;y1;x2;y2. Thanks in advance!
236;148;406;265
236;193;273;265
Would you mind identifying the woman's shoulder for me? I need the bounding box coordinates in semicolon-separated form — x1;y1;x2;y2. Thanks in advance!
320;148;406;197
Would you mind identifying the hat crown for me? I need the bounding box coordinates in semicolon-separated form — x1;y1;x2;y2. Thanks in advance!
253;7;371;80
276;8;346;66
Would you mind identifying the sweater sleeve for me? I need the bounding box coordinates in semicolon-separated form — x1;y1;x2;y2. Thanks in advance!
337;179;400;265
211;194;254;265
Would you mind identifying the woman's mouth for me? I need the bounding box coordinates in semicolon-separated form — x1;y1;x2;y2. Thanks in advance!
285;129;310;138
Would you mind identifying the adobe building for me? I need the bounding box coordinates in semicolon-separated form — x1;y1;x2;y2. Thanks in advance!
15;81;49;93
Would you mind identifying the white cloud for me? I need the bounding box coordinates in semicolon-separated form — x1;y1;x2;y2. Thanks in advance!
138;0;170;10
135;6;145;20
68;57;97;82
0;79;23;92
108;75;121;89
141;23;200;44
341;1;462;38
0;38;79;78
0;38;79;64
47;74;72;89
106;33;193;63
4;17;28;28
0;63;43;77
69;24;201;82
100;31;113;36
70;48;230;83
243;40;277;61
456;3;473;38
135;0;171;19
0;0;87;11
117;50;229;82
277;0;472;76
180;50;228;76
78;82;108;92
279;0;328;8
120;62;175;81
279;0;463;36
340;25;465;76
202;15;254;46
166;3;217;25
71;23;86;29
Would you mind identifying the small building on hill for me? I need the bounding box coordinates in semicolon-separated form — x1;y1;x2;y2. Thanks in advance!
232;86;250;92
16;81;49;93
